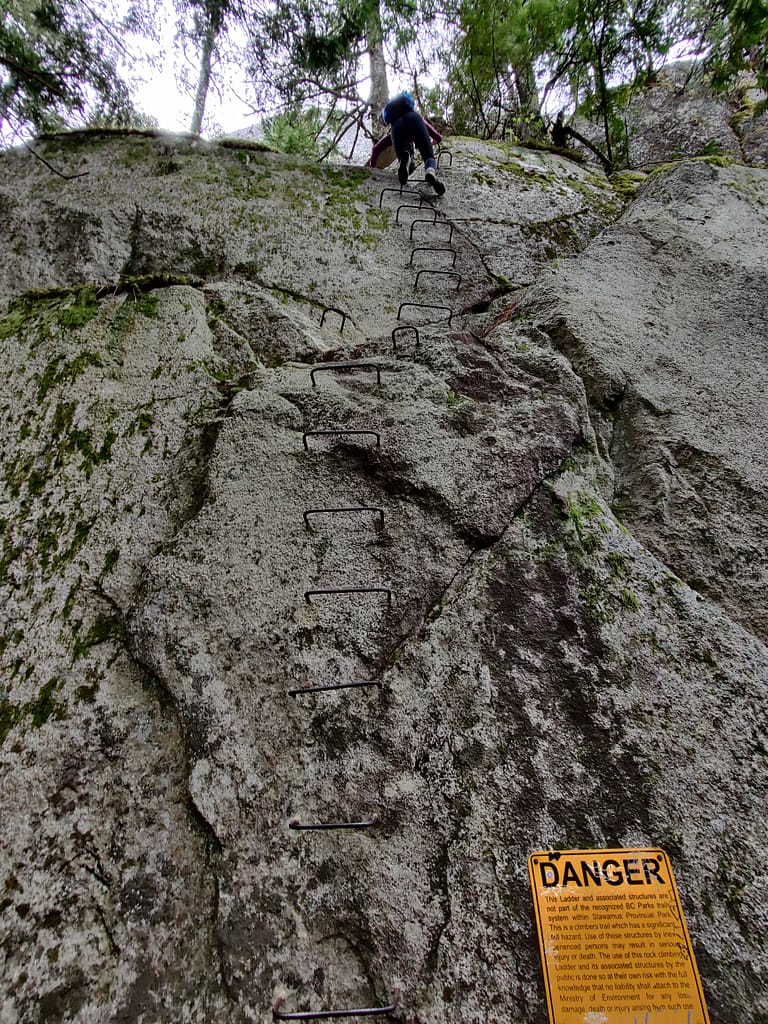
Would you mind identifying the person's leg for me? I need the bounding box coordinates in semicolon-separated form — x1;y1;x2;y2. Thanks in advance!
393;111;446;192
405;111;445;193
406;111;436;170
390;117;412;185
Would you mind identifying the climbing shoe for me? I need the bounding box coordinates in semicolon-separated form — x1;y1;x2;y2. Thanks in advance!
398;154;409;186
425;168;446;196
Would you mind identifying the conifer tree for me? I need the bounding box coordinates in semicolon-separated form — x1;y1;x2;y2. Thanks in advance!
0;0;133;141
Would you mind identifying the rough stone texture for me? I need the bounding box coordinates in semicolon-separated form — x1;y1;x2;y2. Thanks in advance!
1;131;767;1024
571;60;768;170
520;158;768;642
0;285;229;1021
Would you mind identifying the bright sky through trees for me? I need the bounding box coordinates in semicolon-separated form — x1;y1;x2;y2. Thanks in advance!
114;0;414;137
115;0;415;138
3;0;765;166
112;0;253;134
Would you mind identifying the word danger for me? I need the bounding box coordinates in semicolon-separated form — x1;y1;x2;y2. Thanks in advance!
538;857;665;887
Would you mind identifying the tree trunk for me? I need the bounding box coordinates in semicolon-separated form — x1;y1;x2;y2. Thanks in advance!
513;59;540;113
366;0;389;138
190;21;216;135
565;124;612;173
594;17;613;170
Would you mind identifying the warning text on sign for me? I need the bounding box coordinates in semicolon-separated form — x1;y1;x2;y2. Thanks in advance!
528;848;710;1024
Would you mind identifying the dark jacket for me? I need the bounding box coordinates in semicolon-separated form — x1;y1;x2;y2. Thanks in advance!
369;119;443;168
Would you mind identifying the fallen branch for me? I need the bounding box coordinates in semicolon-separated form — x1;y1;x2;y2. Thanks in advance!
25;143;89;180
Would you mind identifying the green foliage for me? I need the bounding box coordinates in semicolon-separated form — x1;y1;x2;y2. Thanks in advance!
246;0;441;160
698;0;768;91
35;348;103;404
133;293;159;318
175;0;249;133
698;136;723;155
443;0;558;138
59;285;100;328
610;169;646;199
101;548;120;577
71;613;121;660
549;0;678;170
0;0;134;142
247;0;373;114
440;0;767;171
261;107;336;157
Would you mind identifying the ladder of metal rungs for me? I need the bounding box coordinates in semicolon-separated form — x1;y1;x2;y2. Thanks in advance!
277;157;464;1013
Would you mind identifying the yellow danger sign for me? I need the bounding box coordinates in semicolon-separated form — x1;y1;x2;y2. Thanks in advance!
528;848;710;1024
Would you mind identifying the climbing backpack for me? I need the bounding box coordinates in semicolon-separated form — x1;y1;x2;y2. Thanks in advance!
382;91;416;125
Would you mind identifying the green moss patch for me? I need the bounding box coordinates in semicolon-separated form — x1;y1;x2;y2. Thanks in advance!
0;677;66;747
71;613;121;661
35;350;103;403
610;171;647;201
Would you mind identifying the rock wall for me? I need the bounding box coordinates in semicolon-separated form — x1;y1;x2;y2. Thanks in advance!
626;62;768;167
1;131;766;1024
570;61;768;169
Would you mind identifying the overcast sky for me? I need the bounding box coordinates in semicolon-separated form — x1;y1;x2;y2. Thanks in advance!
117;0;416;138
117;0;258;136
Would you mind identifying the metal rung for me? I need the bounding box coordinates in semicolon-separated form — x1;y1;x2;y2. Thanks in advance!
302;430;380;450
288;678;382;697
274;1004;395;1020
379;187;428;208
410;219;454;242
303;506;384;528
391;325;419;352
305;587;392;608
414;269;462;291
396;205;437;225
397;302;452;324
311;362;381;387
437;149;453;168
409;247;457;267
288;818;379;831
320;307;347;332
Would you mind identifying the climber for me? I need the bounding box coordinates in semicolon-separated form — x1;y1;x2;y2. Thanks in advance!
551;110;571;148
370;90;446;196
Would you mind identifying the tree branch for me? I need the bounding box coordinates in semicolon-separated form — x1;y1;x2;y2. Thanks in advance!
24;142;89;179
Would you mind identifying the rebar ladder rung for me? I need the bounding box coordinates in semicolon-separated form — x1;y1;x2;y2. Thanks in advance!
396;205;437;225
305;587;392;608
397;302;452;324
302;430;381;450
311;362;382;387
414;269;462;291
391;325;419;352
289;817;379;831
378;187;429;208
320;307;347;331
409;247;457;267
288;678;382;697
274;1004;395;1020
409;219;454;242
303;506;384;528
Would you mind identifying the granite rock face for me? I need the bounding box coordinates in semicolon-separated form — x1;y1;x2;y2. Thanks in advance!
571;60;768;170
520;158;768;642
0;132;767;1024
